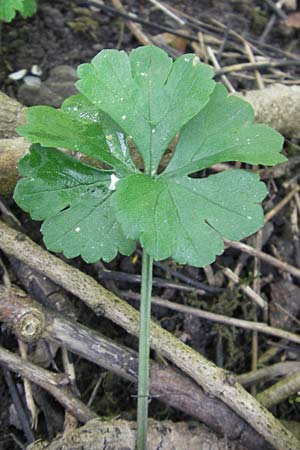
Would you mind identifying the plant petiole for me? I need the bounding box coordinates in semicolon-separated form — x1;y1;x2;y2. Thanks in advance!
137;249;153;450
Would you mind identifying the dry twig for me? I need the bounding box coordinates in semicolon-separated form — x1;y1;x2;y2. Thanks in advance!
237;361;300;386
123;291;300;345
224;239;300;279
0;345;96;423
222;266;267;310
257;371;300;409
264;185;300;223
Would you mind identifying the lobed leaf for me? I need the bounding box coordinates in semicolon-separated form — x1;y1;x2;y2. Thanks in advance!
62;95;136;172
14;145;136;262
0;0;36;21
21;0;37;17
17;95;135;176
15;46;286;267
165;84;286;177
76;46;215;174
113;170;267;266
0;0;23;22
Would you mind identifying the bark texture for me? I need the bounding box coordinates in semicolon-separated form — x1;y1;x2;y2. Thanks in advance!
239;83;300;138
0;345;96;423
0;137;29;195
0;92;26;139
26;418;237;450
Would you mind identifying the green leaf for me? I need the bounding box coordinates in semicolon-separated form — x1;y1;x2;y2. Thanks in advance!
15;46;286;267
21;0;37;17
165;84;286;177
76;46;215;174
0;0;36;21
0;0;23;22
14;145;136;262
63;95;136;172
17;95;135;176
113;170;267;266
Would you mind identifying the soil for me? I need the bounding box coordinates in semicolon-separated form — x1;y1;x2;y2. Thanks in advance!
0;0;134;96
1;1;300;449
1;0;299;96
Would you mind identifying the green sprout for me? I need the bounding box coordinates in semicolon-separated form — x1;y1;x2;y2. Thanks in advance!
14;45;285;449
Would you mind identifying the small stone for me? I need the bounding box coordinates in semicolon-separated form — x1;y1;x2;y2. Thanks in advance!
8;69;27;81
24;76;42;87
31;65;43;76
18;64;78;107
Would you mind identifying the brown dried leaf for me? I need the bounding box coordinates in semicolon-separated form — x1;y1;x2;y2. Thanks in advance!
286;11;300;28
154;32;188;53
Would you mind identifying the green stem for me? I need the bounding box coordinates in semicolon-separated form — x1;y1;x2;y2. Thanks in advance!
137;249;153;450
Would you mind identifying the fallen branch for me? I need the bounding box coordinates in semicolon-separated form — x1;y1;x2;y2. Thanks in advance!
0;220;298;449
2;367;35;443
27;418;234;450
237;362;300;387
0;137;30;195
222;266;267;310
225;239;300;279
111;0;152;46
239;83;300;139
9;255;77;321
0;92;26;139
0;345;96;423
257;371;300;409
0;285;271;449
264;185;300;223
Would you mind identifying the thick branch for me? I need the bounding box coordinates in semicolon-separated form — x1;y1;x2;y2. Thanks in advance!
0;221;298;449
239;84;300;139
237;362;300;387
26;418;234;450
0;137;30;195
0;92;26;139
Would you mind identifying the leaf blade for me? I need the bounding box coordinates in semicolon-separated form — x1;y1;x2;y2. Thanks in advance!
17;95;135;176
165;84;286;177
21;0;37;17
113;170;267;266
14;47;285;269
14;145;136;262
0;0;23;21
76;46;215;174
